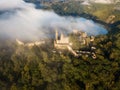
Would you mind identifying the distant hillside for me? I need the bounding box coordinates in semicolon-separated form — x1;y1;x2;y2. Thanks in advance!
90;0;119;4
51;2;120;22
24;0;120;4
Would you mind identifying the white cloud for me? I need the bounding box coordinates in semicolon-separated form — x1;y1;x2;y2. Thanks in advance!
0;0;108;41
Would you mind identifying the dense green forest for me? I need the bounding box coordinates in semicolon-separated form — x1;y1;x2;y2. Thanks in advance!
0;1;120;90
51;2;120;21
0;24;120;90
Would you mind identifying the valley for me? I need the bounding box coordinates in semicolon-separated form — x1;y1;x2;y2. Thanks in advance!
0;0;120;90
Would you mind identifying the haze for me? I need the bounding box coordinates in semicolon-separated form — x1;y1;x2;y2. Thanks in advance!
0;0;108;41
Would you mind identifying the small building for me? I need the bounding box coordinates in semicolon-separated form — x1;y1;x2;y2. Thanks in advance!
106;15;115;24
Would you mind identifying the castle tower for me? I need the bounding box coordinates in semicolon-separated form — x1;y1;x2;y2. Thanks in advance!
55;30;58;40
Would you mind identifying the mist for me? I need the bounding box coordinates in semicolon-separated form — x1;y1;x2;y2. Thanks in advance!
0;0;108;41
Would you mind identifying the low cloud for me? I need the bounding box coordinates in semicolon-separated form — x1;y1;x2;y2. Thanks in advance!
0;0;108;41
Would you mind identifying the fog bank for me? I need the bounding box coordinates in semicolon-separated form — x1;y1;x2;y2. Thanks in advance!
0;0;108;41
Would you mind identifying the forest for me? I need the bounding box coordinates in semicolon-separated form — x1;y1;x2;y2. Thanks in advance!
0;1;120;90
0;22;120;90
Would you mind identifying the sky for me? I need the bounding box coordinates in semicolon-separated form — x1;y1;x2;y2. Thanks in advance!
0;0;108;41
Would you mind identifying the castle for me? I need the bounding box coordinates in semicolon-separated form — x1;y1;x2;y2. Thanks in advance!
54;30;96;59
54;30;95;49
